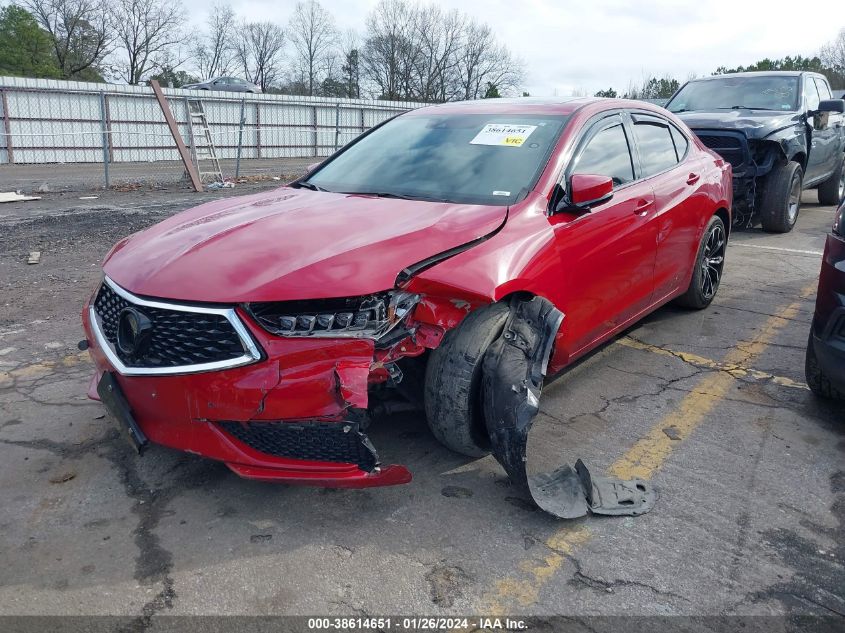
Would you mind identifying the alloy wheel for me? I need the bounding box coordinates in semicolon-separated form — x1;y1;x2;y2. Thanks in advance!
787;172;801;224
700;223;726;300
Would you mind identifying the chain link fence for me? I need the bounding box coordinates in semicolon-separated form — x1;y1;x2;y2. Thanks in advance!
0;77;424;191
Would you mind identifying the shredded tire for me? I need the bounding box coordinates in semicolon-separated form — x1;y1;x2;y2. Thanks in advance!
424;302;509;457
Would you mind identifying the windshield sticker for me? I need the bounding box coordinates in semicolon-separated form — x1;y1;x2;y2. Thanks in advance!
492;190;511;196
471;124;537;147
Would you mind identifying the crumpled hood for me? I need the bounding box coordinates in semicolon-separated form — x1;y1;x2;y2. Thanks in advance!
675;110;801;140
103;187;507;303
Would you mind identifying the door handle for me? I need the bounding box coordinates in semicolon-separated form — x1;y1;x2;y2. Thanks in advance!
686;173;700;185
633;199;654;215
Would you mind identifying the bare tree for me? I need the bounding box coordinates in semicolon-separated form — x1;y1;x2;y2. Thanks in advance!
288;0;337;96
193;3;236;79
111;0;186;84
339;29;360;98
821;27;845;72
362;0;523;102
362;0;416;100
409;6;464;101
454;19;522;101
22;0;112;79
233;20;285;91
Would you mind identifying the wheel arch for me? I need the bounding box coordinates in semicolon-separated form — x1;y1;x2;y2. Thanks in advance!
790;151;808;173
714;207;731;237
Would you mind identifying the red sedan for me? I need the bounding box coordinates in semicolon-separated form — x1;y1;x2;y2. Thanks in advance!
82;98;731;517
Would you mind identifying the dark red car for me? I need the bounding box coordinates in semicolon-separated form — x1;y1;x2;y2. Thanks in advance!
81;98;731;513
806;198;845;400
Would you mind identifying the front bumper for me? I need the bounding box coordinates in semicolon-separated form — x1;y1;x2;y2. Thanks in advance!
810;233;845;393
692;129;776;219
82;293;415;487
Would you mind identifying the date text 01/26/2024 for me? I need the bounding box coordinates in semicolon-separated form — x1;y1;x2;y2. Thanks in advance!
306;617;528;630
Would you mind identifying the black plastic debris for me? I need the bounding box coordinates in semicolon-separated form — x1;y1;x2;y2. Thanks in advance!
481;296;656;519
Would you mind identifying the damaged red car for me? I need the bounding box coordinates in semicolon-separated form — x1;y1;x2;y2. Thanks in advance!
82;98;731;517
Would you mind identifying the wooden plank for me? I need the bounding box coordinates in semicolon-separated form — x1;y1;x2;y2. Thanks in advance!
149;80;202;192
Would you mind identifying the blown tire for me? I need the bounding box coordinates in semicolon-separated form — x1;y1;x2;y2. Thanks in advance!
424;302;509;457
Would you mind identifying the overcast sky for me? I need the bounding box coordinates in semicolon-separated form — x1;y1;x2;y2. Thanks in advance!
190;0;843;96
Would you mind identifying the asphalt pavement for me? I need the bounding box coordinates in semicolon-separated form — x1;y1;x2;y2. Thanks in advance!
0;185;842;627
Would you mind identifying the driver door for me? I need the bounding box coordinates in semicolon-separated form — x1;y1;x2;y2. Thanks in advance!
548;113;658;364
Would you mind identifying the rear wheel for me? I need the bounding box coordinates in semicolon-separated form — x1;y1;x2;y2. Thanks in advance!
424;302;509;457
676;215;726;309
817;155;845;206
805;332;844;400
760;160;803;233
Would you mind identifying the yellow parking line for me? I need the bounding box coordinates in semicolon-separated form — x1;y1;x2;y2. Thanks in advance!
482;281;817;613
617;337;807;391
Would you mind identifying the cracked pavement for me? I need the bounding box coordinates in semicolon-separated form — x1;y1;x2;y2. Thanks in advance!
0;185;843;619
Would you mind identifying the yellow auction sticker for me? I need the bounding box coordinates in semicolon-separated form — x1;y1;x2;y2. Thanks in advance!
471;123;537;147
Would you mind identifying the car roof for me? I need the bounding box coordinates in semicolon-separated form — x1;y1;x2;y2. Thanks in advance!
687;71;820;81
404;96;639;116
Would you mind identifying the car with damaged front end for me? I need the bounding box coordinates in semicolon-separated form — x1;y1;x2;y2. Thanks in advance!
82;97;731;518
666;72;845;232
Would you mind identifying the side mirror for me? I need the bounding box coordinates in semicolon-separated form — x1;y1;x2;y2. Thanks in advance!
552;174;614;214
816;99;845;114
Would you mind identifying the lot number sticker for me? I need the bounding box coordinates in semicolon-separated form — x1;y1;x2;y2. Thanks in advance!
470;123;537;147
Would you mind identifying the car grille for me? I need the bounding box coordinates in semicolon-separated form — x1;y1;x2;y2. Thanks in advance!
695;133;746;169
219;421;378;471
93;282;247;368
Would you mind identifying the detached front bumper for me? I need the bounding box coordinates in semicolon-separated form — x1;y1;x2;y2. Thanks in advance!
81;290;414;488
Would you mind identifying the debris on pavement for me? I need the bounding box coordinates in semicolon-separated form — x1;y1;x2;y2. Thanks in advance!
0;191;41;203
27;251;41;265
49;471;77;484
206;181;235;190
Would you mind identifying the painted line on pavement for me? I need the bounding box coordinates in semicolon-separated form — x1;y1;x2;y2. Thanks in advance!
731;242;823;256
482;281;817;613
617;336;808;390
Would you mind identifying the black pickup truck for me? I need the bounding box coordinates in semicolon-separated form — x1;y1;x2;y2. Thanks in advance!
666;72;845;232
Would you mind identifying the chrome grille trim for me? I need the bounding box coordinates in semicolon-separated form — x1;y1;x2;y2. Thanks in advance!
88;276;262;376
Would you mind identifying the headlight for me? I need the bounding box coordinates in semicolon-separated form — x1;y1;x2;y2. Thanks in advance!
834;201;844;237
246;291;420;339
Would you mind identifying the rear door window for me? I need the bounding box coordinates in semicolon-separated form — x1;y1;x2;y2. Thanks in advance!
669;125;689;161
570;120;635;187
632;122;679;177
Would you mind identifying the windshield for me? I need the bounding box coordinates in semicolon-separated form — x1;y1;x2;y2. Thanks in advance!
667;76;800;113
305;112;569;205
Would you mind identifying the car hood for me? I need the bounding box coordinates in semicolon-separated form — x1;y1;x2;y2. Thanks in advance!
103;188;507;303
674;110;801;140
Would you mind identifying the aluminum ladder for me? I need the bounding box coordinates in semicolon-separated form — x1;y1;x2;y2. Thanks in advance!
186;98;224;183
